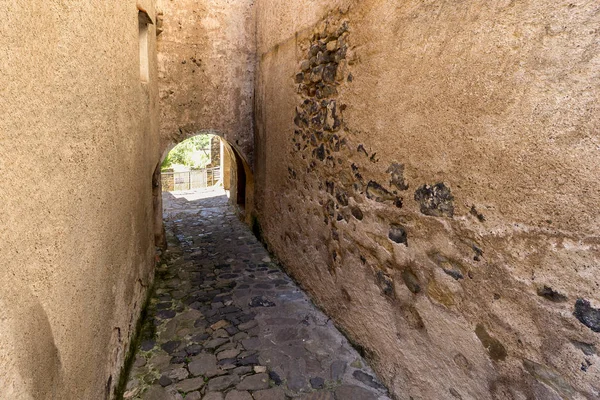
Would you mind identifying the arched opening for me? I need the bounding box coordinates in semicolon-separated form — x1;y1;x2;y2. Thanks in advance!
155;133;254;231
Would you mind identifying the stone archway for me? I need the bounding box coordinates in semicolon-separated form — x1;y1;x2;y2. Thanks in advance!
153;131;255;248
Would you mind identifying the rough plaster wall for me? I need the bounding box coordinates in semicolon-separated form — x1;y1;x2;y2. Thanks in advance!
0;1;159;399
156;0;255;165
254;1;600;399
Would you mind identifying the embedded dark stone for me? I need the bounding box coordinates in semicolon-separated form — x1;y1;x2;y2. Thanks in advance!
475;324;507;361
350;206;363;221
170;356;186;364
310;65;324;82
537;286;568;303
294;111;308;128
366;181;396;203
335;189;349;206
159;375;173;387
295;73;304;84
140;340;156;351
316;51;334;64
387;163;409;191
316;85;337;99
414;183;454;217
469;205;486;222
472;245;483;261
157;309;177;319
269;371;283;385
323;63;337;83
249;296;275;308
315;144;326;161
574;299;600;332
571;340;596;356
401;269;420;294
443;269;464;281
388;224;408;246
236;354;260;366
357;144;368;157
161;340;181;354
310;377;325;389
309;45;320;57
376;271;394;298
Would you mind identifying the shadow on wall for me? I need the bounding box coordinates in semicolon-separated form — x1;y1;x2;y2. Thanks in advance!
0;279;64;399
152;134;255;248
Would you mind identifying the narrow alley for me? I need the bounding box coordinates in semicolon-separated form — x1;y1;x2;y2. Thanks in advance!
123;189;391;400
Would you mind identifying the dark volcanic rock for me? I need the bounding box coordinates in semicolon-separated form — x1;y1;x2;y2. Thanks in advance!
574;299;600;332
414;183;454;217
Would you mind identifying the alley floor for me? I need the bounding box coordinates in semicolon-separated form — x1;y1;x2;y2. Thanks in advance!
123;188;391;400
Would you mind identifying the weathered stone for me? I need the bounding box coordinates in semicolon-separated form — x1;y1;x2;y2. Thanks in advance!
236;373;270;391
166;367;189;381
298;392;335;400
252;388;287;400
330;360;347;380
175;377;205;393
217;348;241;360
185;392;201;400
238;320;258;331
189;353;217;376
202;393;224;400
208;374;240;391
225;390;253;400
205;337;230;349
211;319;230;330
334;385;377;400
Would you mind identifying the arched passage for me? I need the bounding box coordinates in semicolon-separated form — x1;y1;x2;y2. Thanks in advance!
152;132;254;248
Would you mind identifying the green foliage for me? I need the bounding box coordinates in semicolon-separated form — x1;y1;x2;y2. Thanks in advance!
162;135;213;171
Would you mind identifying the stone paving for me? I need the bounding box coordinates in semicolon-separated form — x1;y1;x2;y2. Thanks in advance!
123;188;391;400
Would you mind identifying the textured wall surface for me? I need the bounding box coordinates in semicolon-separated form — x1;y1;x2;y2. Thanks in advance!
254;1;600;399
156;0;255;165
0;1;160;398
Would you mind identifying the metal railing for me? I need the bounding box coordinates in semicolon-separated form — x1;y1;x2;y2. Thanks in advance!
161;167;221;192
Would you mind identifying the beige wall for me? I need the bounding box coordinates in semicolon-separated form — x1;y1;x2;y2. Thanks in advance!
0;1;160;399
254;1;600;399
156;0;255;165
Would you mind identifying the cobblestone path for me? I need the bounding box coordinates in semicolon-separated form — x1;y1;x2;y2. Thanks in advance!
123;189;391;400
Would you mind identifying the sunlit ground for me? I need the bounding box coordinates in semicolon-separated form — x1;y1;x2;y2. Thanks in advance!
167;186;229;201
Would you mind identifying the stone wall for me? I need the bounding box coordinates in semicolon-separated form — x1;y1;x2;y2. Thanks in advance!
156;0;255;166
0;1;160;399
253;1;600;399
